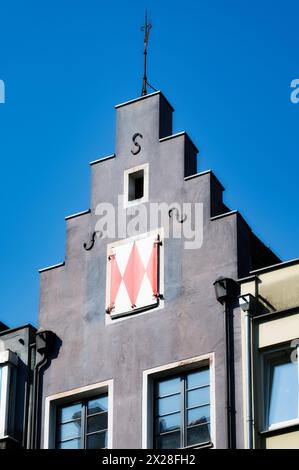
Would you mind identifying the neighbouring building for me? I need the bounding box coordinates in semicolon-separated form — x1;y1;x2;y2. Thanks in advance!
0;322;56;449
0;323;35;448
36;90;284;449
239;258;299;449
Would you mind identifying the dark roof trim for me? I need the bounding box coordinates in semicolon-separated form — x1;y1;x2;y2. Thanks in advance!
253;304;299;323
238;274;258;283
39;262;65;274
65;209;91;221
90;154;116;166
115;91;174;111
0;323;37;337
249;257;299;276
159;131;199;153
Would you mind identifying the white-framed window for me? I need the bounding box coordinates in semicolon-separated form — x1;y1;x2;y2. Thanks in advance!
43;380;113;449
263;345;299;431
56;394;108;449
124;163;149;208
0;350;18;439
142;354;215;449
105;229;164;322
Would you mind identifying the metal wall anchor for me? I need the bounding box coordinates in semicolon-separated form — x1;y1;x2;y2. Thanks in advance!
168;208;187;224
83;231;102;251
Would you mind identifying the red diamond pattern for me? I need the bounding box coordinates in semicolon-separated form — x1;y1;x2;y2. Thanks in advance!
107;235;160;315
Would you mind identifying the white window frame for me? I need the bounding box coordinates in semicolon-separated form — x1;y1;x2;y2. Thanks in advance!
105;228;164;325
0;350;18;439
124;163;149;208
262;344;299;432
43;380;113;449
142;354;216;449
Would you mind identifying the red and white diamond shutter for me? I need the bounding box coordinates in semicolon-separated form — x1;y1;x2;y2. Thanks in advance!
106;233;160;316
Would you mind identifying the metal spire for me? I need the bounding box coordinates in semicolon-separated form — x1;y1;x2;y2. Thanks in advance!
141;10;152;96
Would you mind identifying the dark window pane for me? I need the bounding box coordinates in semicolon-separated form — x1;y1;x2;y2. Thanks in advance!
156;412;181;434
59;403;81;423
58;420;81;441
269;359;298;426
187;406;210;426
134;175;144;199
58;438;81;449
187;424;211;446
87;431;107;449
128;170;144;201
88;396;108;415
157;394;180;416
156;431;180;449
87;413;108;433
187;387;210;408
156;377;181;397
187;368;210;390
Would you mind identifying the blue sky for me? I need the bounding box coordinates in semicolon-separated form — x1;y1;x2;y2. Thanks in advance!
0;0;298;328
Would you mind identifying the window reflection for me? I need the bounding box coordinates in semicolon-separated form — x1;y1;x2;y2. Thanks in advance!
154;367;211;449
268;357;298;426
56;394;108;449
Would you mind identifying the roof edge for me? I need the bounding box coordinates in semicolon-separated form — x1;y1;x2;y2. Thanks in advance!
115;91;174;111
0;323;37;336
39;262;65;274
90;154;116;166
65;209;91;221
185;170;225;191
159;131;199;153
249;257;299;276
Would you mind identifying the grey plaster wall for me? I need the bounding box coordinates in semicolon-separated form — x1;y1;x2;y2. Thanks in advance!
38;91;272;449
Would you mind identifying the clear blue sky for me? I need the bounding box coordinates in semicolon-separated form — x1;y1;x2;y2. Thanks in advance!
0;0;298;328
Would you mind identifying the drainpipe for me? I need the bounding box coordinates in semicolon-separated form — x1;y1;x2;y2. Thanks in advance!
239;293;255;449
30;330;55;449
23;338;36;449
214;277;239;449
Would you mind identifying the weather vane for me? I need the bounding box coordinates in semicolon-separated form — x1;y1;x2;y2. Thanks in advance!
141;11;157;96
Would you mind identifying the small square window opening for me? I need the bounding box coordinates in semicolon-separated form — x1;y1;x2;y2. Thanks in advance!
128;169;144;201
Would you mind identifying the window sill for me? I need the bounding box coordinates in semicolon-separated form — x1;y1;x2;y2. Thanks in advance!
260;420;299;437
109;301;160;320
183;441;213;450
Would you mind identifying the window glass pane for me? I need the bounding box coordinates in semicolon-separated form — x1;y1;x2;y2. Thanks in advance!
87;413;108;433
59;403;81;423
187;368;210;390
187;387;210;408
87;431;107;449
157;394;180;416
58;438;81;449
58;420;81;441
88;396;108;415
269;358;298;426
156;412;181;434
156;377;181;397
187;424;210;446
187;405;210;426
156;431;180;449
154;367;211;449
